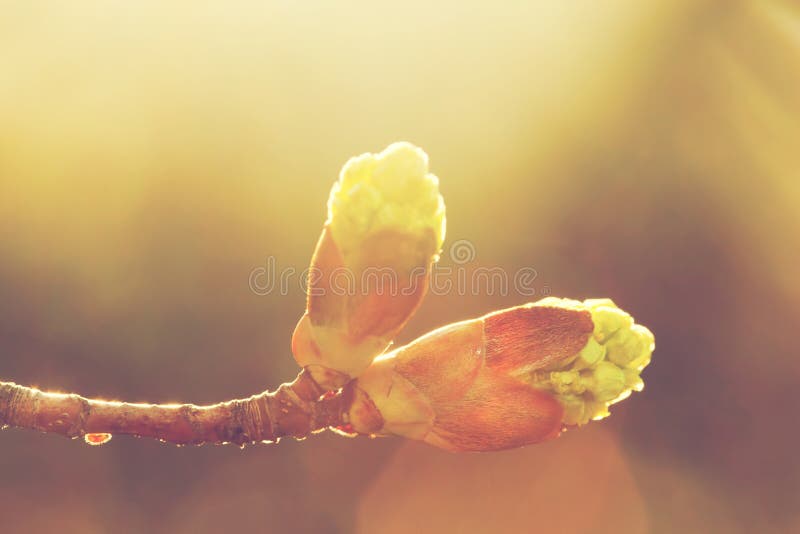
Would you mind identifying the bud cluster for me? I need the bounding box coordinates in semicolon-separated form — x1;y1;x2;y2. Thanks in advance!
526;298;653;426
288;143;654;452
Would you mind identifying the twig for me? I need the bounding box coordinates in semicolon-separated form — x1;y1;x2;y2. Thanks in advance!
0;370;344;447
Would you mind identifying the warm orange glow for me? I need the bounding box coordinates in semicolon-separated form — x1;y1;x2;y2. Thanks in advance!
1;0;798;532
83;433;112;446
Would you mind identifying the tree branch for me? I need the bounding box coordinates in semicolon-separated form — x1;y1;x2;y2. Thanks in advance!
0;370;345;447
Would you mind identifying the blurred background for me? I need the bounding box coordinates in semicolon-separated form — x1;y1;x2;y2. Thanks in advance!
1;1;799;532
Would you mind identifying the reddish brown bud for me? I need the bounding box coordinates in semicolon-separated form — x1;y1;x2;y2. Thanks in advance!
342;298;654;452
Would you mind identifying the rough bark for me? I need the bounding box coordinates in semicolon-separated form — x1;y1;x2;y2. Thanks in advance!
0;370;344;446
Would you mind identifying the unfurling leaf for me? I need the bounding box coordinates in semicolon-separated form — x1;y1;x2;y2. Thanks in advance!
292;142;446;389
